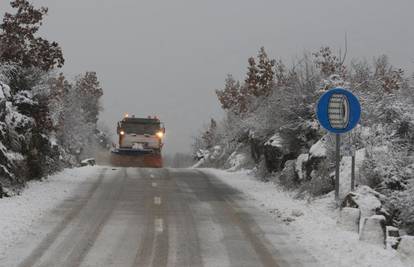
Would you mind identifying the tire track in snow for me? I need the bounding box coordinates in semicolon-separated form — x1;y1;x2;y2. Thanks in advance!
18;168;108;267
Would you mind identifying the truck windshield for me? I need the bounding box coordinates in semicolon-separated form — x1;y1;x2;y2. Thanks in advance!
122;122;160;134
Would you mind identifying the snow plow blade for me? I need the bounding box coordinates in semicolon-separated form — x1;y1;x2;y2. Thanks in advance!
110;149;163;168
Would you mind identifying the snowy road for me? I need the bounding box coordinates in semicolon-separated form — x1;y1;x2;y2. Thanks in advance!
2;167;318;267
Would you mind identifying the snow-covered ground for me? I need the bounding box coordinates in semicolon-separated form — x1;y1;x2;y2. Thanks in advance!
0;166;102;260
205;168;410;267
0;166;411;266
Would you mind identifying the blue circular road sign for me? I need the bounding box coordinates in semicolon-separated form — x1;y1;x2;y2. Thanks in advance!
316;88;361;134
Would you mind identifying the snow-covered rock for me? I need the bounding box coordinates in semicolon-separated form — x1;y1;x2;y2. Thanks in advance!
385;226;400;250
337;207;361;232
263;133;290;172
226;152;249;171
264;133;283;147
277;160;298;188
195;149;209;161
342;185;383;219
80;158;96;166
359;215;386;246
398;235;414;264
309;138;327;159
210;145;223;160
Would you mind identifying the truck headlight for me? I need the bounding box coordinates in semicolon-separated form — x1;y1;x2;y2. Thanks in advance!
156;131;164;139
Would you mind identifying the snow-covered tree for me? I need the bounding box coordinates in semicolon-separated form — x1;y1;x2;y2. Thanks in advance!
313;46;345;78
245;57;260;97
215;74;245;113
257;47;275;96
74;72;103;125
0;0;64;71
274;59;288;87
198;44;414;234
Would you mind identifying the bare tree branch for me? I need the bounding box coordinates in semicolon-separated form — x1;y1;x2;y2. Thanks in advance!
341;32;348;66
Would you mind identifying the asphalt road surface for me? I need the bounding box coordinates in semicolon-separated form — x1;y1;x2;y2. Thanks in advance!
3;167;319;267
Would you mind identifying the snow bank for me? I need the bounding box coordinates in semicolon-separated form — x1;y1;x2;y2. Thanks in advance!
0;166;102;259
399;236;414;264
205;169;407;267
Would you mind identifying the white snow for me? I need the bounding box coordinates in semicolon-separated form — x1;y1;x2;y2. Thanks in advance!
0;166;102;259
0;142;24;162
13;90;36;106
5;101;33;130
399;236;414;264
0;81;11;100
349;185;383;219
226;151;248;171
309;138;327;158
49;134;58;147
264;133;283;147
295;153;309;180
204;168;408;267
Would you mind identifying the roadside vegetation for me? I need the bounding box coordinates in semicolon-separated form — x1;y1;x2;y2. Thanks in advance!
0;0;108;196
194;46;414;235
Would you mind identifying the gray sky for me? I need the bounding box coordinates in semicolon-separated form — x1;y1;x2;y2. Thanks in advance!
1;0;413;154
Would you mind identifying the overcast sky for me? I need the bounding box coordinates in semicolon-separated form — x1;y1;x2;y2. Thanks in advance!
1;0;413;154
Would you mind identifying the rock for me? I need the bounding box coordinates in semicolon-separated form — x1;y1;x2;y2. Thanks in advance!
398;235;414;263
263;133;293;173
385;226;400;250
309;138;327;159
81;158;96;166
341;185;383;218
359;215;386;246
337;207;361;232
225;144;254;171
277;160;298;189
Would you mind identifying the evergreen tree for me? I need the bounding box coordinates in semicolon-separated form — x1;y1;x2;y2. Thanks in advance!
245;57;260;97
216;74;240;110
257;47;275;96
75;72;103;125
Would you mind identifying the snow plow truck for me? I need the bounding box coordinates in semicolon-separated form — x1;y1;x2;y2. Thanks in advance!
110;114;165;168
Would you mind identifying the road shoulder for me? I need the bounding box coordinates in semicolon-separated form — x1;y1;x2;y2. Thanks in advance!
202;168;406;267
0;166;105;264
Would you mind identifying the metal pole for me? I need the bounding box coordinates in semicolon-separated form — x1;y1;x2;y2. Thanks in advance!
351;151;355;191
335;134;341;202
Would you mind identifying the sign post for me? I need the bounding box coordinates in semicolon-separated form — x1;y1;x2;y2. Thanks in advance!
316;88;361;203
335;134;340;201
